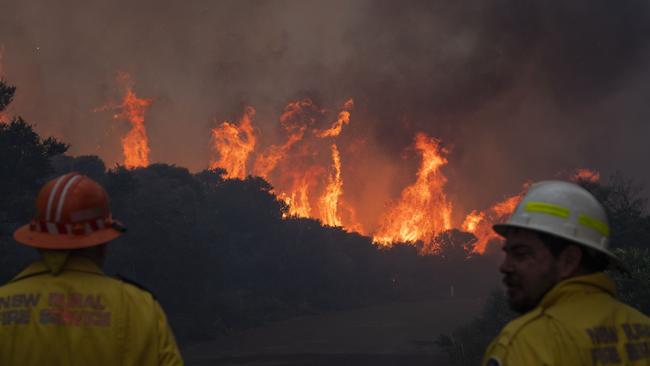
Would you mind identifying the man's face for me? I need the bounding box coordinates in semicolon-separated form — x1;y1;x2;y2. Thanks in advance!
500;229;561;313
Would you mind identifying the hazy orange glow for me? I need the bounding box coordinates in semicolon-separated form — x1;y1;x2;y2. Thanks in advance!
0;45;7;124
210;106;257;179
253;132;303;179
338;202;365;235
112;73;153;168
252;99;320;179
372;133;452;251
572;168;600;183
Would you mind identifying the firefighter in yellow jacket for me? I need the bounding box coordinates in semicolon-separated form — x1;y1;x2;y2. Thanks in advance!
0;172;183;365
483;181;650;365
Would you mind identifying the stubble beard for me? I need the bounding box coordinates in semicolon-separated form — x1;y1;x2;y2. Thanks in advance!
507;263;559;314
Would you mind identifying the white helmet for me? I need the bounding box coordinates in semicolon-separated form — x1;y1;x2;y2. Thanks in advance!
493;180;621;268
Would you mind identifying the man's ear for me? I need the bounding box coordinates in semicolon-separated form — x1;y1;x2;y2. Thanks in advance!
558;245;583;279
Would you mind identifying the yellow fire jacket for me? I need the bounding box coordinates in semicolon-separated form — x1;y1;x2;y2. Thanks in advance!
483;272;650;365
0;256;183;365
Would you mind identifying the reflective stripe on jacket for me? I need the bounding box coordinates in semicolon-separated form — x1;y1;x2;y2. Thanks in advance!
0;256;183;365
483;272;650;365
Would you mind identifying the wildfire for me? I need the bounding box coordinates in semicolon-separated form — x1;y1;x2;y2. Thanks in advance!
572;168;600;183
319;144;344;226
315;99;354;138
252;99;316;179
373;133;452;251
461;211;485;233
462;190;526;254
112;86;594;256
100;72;153;169
278;167;323;218
210;107;257;179
253;132;303;180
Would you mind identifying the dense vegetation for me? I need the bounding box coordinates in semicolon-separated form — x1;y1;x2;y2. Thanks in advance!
0;79;500;344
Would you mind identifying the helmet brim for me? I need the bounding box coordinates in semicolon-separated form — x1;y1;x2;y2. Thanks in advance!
13;224;122;249
492;223;627;273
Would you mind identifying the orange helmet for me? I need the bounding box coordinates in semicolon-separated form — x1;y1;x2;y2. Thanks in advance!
13;172;124;249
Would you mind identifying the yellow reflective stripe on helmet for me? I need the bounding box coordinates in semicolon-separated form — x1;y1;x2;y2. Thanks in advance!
579;214;610;237
524;201;570;218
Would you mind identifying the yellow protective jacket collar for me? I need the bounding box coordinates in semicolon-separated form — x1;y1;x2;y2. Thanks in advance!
538;272;616;311
11;255;104;283
482;271;650;366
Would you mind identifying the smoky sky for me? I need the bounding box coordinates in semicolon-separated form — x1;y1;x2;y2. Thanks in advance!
1;0;649;216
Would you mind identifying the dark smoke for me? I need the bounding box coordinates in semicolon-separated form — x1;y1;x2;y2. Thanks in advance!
0;0;649;216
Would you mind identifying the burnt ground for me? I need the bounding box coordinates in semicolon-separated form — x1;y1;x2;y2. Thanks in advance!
182;297;483;366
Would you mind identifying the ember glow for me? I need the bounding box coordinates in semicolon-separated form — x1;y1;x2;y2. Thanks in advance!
462;192;525;254
210;106;257;179
572;168;601;183
103;72;153;169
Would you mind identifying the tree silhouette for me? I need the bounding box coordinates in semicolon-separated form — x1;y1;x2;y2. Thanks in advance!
0;115;68;222
0;79;16;113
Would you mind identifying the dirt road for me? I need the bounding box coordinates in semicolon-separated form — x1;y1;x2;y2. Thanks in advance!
183;297;484;366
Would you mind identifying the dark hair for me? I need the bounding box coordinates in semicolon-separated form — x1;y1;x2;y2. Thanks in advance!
536;232;610;273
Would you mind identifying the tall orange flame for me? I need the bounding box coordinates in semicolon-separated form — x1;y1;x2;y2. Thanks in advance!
210;107;257;179
319;144;343;226
112;73;152;168
373;133;452;250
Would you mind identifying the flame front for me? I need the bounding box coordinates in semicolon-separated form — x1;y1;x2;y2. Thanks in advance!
112;73;152;168
373;133;452;250
200;94;596;256
210;107;257;179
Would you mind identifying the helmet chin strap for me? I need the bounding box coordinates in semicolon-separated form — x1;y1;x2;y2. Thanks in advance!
38;249;71;275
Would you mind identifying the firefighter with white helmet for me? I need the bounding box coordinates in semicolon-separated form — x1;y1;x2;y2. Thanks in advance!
483;180;650;365
0;172;183;365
